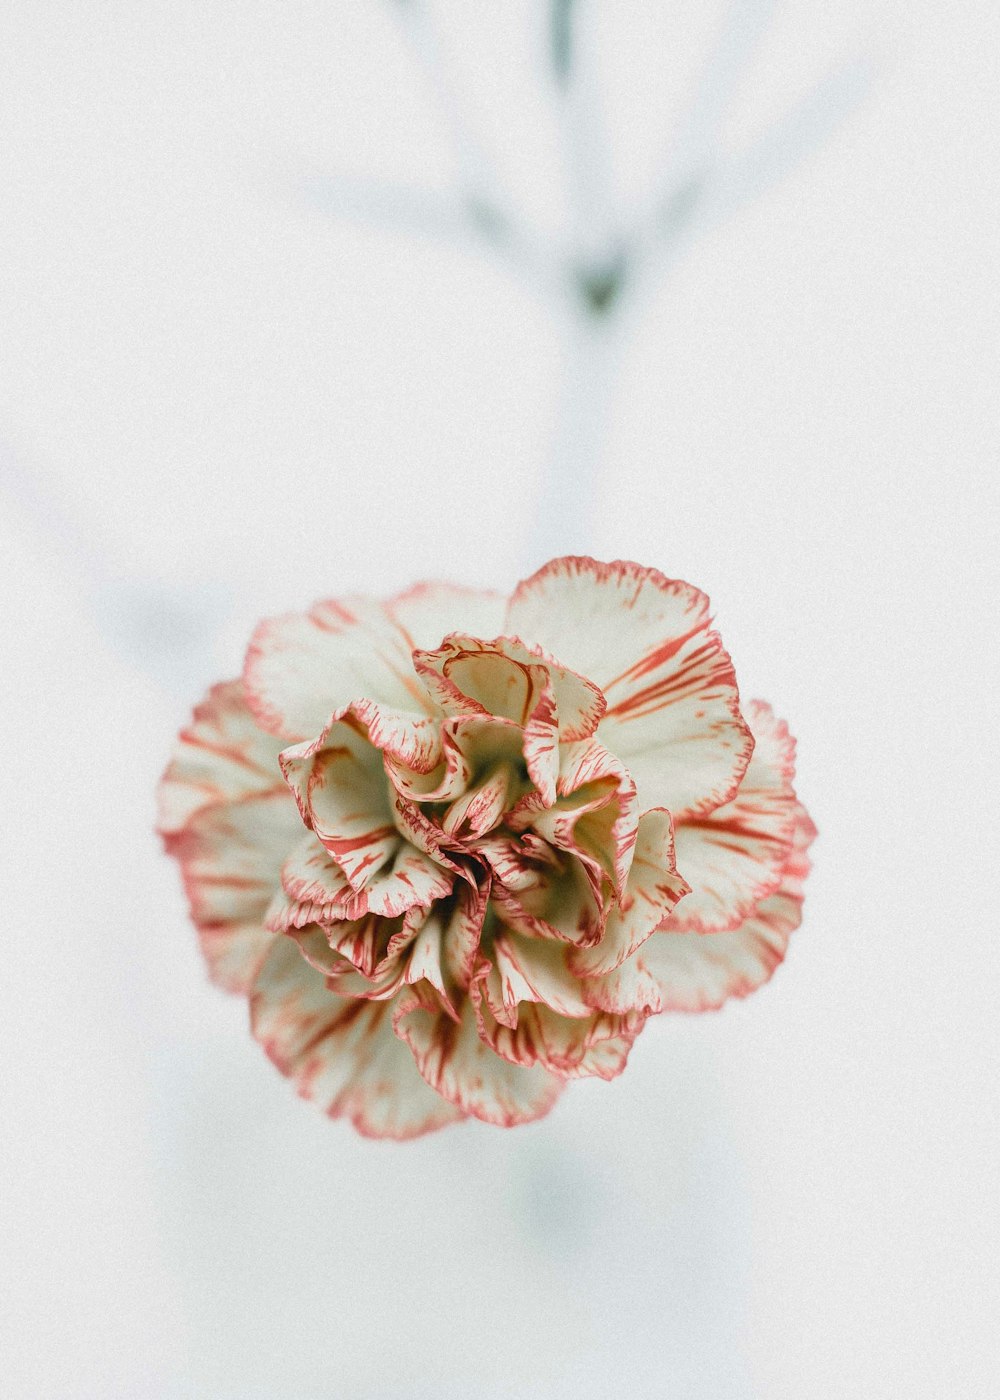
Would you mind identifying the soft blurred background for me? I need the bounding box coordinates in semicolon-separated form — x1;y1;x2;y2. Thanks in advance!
2;2;998;1397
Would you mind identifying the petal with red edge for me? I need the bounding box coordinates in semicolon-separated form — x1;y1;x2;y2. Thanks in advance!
477;992;642;1082
585;803;816;1014
244;597;430;740
166;789;302;992
157;680;286;836
485;932;593;1023
413;632;604;741
506;556;752;816
667;699;799;932
514;740;639;897
281;720;399;890
491;855;606;947
280;834;353;907
393;987;563;1127
387;582;507;652
251;940;464;1138
569;807;690;977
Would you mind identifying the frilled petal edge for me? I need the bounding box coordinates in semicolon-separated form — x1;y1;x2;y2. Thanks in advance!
251;940;466;1139
506;556;753;816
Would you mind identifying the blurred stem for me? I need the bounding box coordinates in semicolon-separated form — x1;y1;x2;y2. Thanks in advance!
549;0;576;87
528;303;622;565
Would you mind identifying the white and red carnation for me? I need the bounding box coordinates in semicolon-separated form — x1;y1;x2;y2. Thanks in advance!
158;557;815;1138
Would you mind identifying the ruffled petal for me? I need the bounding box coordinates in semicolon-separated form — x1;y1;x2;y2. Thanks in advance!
386;582;506;652
505;556;752;816
667;699;799;932
270;830;454;928
279;834;353;908
491;854;606;947
583;803;816;1014
280;720;399;890
569;807;690;977
166;790;302;992
413;632;604;741
157;680;286;836
329;843;454;921
512;738;639;898
476;993;642;1081
483;932;593;1023
393;987;563;1127
250;940;464;1138
244;597;431;740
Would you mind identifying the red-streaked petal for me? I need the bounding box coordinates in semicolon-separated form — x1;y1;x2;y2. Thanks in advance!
441;761;516;838
413;632;605;741
386;582;507;652
584;803;816;1014
165;789;302;993
393;987;563;1127
157;680;286;836
340;842;454;920
272;830;453;926
569;808;690;977
491;855;606;947
513;739;639;898
473;833;558;891
243;597;430;740
250;940;464;1139
667;699;799;932
285;925;355;977
281;719;398;890
484;932;593;1023
641;894;802;1011
392;793;468;874
280;834;352;906
476;989;643;1082
506;556;752;816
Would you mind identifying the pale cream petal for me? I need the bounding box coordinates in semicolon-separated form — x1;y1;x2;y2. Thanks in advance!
280;718;399;891
393;987;563;1127
166;790;302;992
387;582;507;652
666;699;799;932
506;556;752;816
244;597;431;740
251;940;464;1138
157;680;286;836
569;808;690;977
584;804;816;1014
413;632;604;741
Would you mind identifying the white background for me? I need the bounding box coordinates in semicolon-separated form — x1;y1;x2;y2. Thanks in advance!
1;3;998;1397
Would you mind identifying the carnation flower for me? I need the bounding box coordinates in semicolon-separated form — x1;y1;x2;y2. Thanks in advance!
158;556;815;1138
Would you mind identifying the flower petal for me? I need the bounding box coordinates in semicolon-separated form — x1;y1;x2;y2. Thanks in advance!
250;940;464;1138
413;632;604;741
506;556;752;816
476;993;643;1082
491;854;606;947
244;597;430;740
513;738;639;898
484;932;593;1023
584;803;816;1014
386;582;507;651
393;987;563;1127
280;718;399;890
569;808;690;977
342;843;455;921
280;834;353;907
666;699;799;932
166;790;302;992
157;680;286;836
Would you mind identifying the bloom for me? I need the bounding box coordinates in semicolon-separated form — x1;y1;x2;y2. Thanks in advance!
158;556;815;1137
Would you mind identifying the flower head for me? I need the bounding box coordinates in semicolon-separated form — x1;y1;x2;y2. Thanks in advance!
159;557;814;1137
